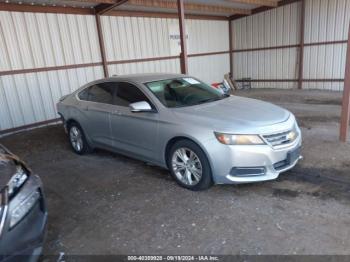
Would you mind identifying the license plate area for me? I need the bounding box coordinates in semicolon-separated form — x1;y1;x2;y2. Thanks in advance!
287;147;301;164
273;147;301;171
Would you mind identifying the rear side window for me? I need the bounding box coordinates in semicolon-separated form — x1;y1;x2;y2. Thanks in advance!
89;84;114;104
78;88;89;101
115;82;151;107
79;82;116;104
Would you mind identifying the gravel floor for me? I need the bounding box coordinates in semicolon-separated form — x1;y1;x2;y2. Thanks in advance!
1;88;349;256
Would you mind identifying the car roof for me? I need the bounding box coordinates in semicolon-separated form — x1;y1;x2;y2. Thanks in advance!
106;73;186;84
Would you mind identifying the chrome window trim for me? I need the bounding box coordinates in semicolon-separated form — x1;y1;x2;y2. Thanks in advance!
75;80;159;112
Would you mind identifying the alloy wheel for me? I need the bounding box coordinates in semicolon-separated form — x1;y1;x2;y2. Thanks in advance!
69;126;83;152
171;147;202;186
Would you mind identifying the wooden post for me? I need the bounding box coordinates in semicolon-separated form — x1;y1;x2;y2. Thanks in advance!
339;23;350;142
229;20;233;78
177;0;188;74
298;0;305;89
95;14;108;78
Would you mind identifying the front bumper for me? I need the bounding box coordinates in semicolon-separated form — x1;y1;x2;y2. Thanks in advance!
0;175;47;262
206;133;302;184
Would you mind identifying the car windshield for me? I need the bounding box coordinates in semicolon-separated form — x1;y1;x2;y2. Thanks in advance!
145;77;228;108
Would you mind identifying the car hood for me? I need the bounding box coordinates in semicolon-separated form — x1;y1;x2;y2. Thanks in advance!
172;96;290;132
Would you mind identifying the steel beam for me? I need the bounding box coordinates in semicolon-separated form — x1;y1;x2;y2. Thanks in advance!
340;23;350;142
177;0;188;74
95;14;109;77
229;20;234;77
128;0;250;15
298;0;305;89
95;0;128;15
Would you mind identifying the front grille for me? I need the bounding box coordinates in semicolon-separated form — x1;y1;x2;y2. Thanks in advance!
263;130;293;147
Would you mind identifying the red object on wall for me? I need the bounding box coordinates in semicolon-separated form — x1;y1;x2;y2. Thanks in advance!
212;83;221;89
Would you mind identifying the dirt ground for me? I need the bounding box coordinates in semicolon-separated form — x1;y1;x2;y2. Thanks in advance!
1;88;350;256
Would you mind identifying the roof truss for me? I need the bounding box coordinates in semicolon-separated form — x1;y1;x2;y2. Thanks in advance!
224;0;278;7
95;0;128;15
124;0;251;15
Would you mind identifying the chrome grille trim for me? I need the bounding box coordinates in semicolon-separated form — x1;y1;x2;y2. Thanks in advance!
263;130;293;147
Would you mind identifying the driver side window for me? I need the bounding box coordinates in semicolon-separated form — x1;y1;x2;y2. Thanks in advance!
115;82;152;107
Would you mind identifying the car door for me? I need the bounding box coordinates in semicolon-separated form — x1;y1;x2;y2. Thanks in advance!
80;82;116;148
110;82;159;161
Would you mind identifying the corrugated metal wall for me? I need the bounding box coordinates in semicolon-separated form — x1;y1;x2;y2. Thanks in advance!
303;0;350;91
101;16;229;84
187;19;229;84
0;11;230;133
232;1;301;89
232;0;350;91
0;12;104;132
101;16;181;77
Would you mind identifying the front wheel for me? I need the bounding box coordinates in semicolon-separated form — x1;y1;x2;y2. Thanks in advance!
168;140;213;191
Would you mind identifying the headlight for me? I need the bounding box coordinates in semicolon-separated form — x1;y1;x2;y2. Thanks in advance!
214;132;265;145
287;124;299;142
7;165;28;197
10;190;40;228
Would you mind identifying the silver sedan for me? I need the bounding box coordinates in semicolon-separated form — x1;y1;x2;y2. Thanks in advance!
57;73;302;190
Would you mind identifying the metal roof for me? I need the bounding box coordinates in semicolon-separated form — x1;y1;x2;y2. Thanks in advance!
0;0;96;8
0;0;283;18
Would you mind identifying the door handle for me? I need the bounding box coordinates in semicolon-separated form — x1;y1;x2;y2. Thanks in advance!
90;108;108;113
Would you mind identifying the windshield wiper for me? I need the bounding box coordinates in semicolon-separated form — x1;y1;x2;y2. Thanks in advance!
195;97;222;105
196;94;230;105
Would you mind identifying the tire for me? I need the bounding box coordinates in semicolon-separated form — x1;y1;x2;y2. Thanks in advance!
67;122;92;155
167;139;213;191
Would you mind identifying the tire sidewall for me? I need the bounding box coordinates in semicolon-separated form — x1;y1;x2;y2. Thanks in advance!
168;140;213;191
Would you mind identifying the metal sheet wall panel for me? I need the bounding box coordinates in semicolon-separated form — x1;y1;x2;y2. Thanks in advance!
186;19;229;53
303;0;350;91
189;54;230;84
0;12;101;71
1;11;230;132
186;19;229;84
101;16;229;57
234;48;298;89
108;58;181;76
233;2;301;50
232;2;301;89
232;0;350;91
0;66;104;131
102;16;229;84
0;11;103;132
101;16;179;61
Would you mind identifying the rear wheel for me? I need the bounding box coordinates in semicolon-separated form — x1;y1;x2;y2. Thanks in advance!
68;122;92;155
168;140;213;191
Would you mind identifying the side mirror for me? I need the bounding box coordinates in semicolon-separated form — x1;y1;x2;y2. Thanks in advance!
129;101;154;113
